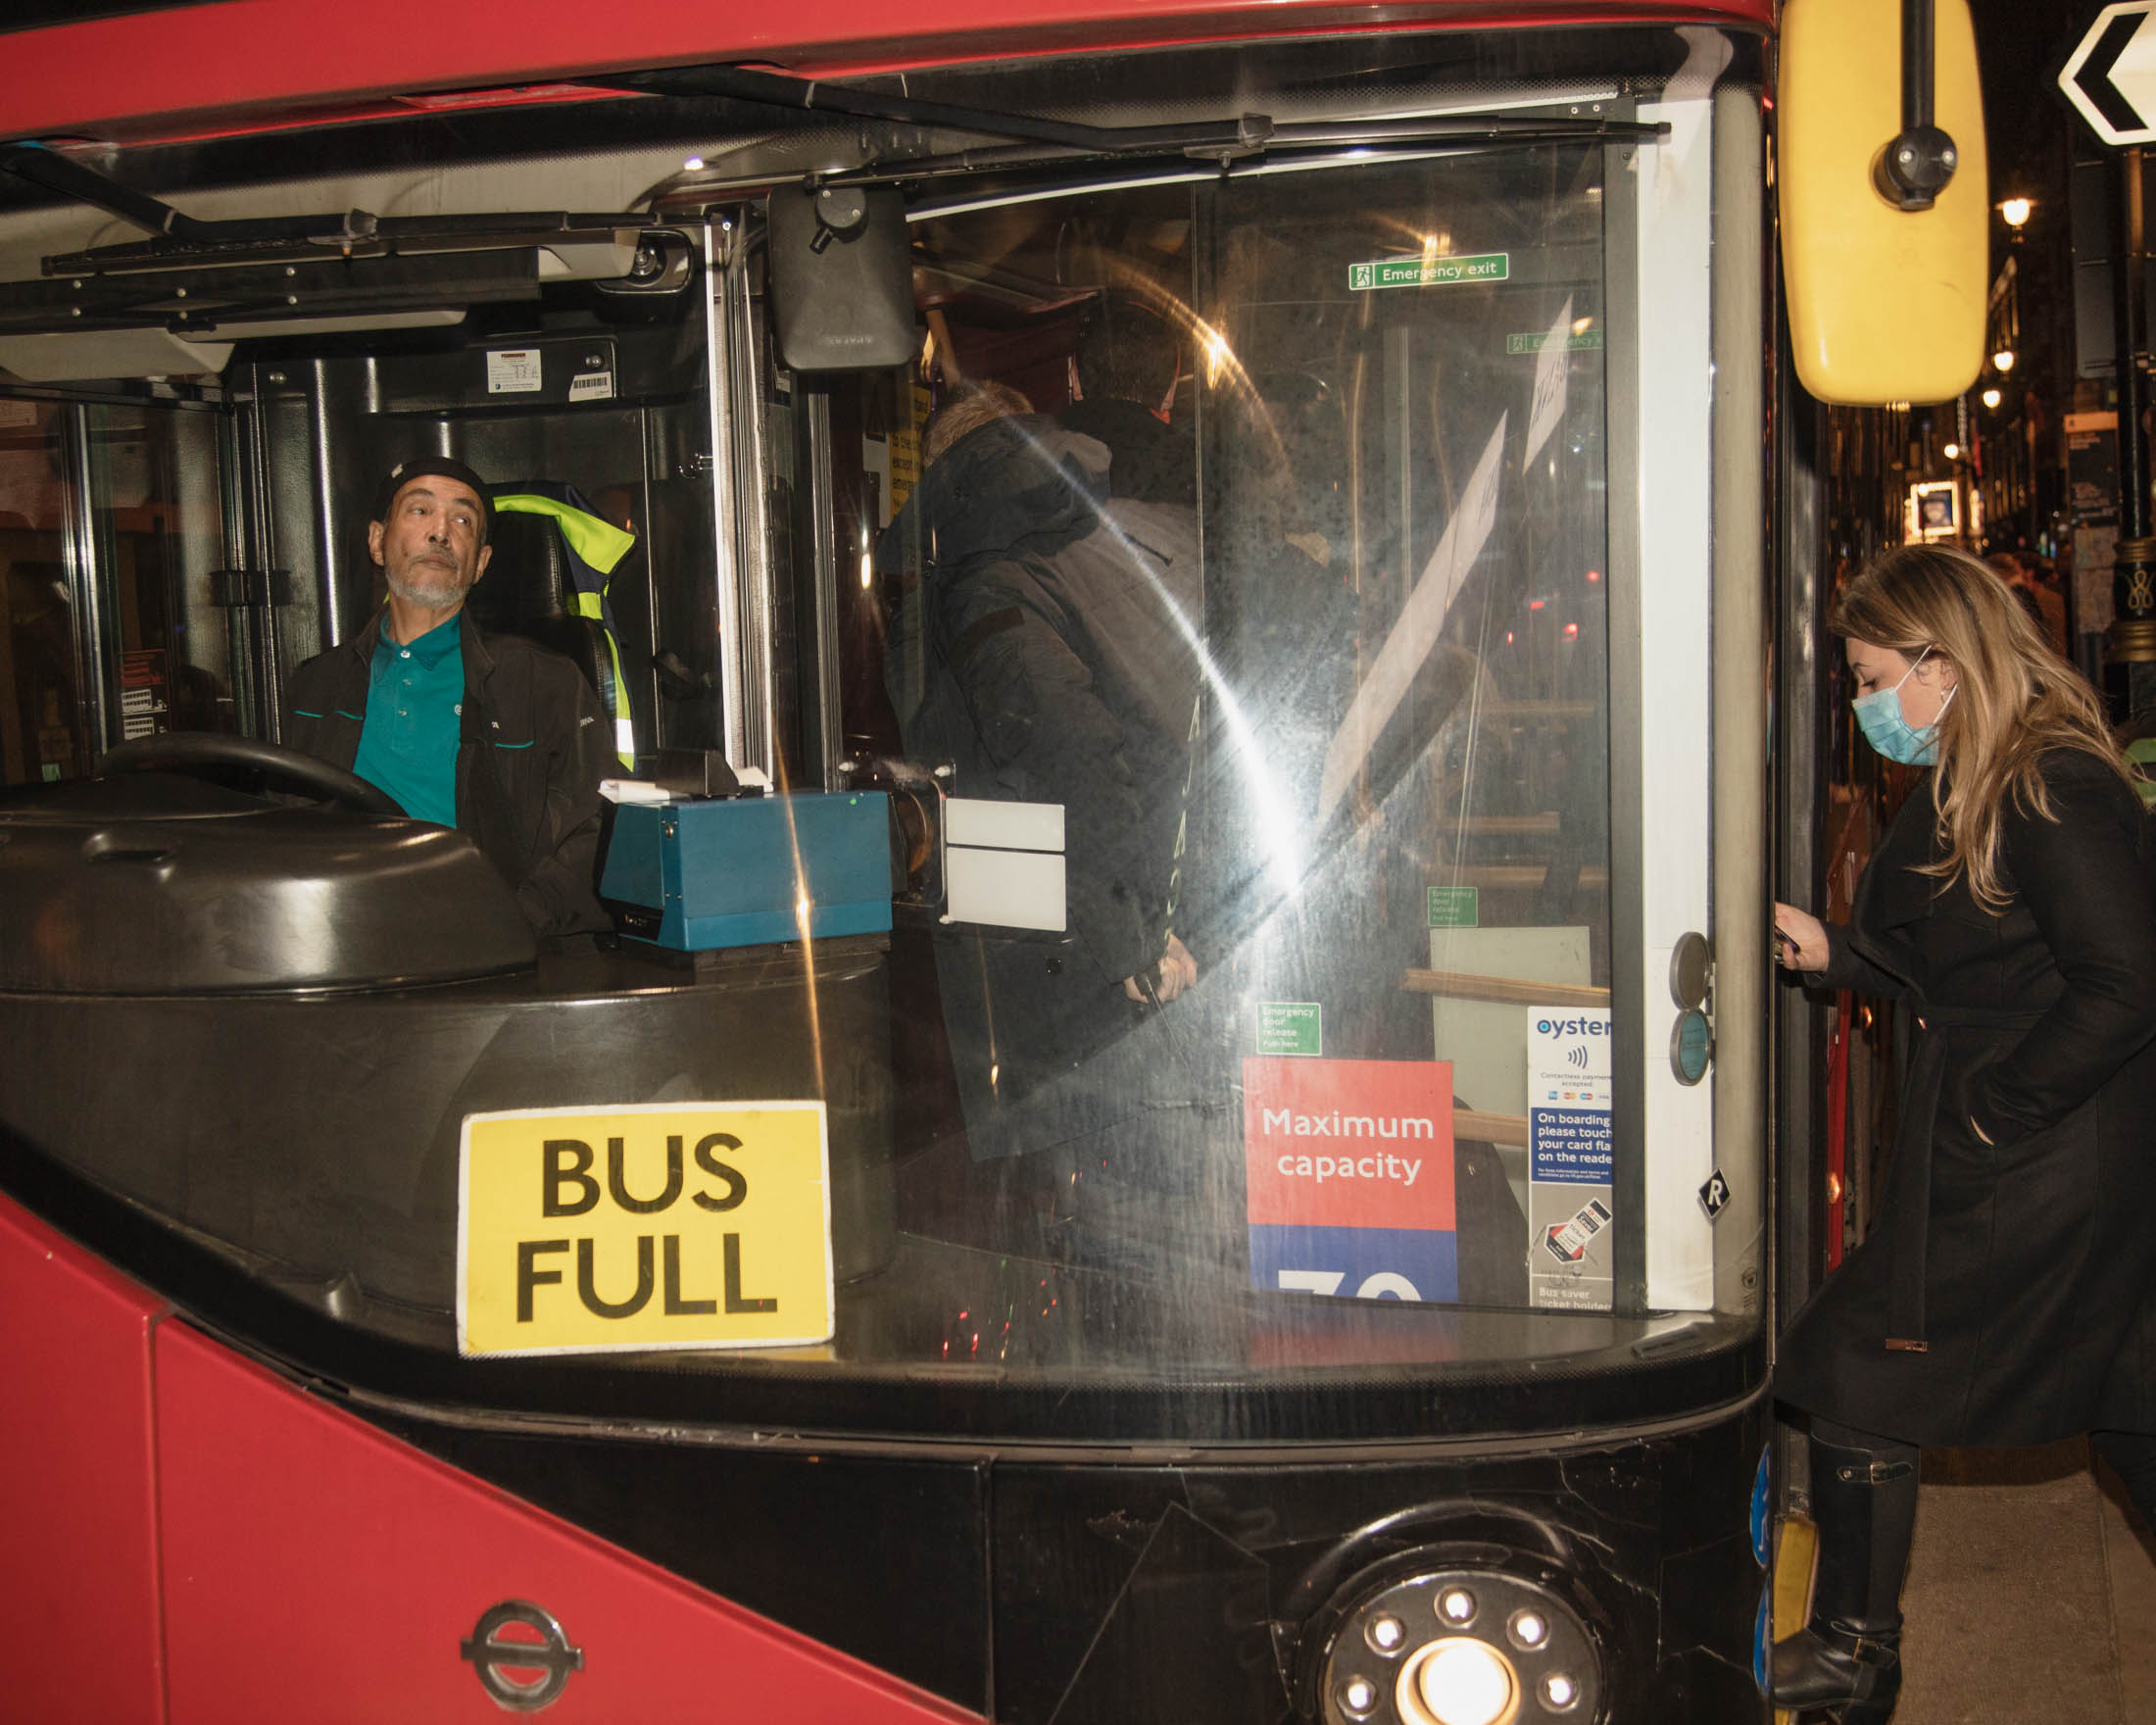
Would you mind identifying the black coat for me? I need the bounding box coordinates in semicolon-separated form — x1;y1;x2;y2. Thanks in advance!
1778;749;2156;1445
1056;397;1197;509
284;608;611;938
880;417;1202;1161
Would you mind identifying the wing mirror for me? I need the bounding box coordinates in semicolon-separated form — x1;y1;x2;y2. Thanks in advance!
766;184;918;371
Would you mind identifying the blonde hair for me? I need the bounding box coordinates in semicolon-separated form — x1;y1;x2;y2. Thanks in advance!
1832;544;2126;912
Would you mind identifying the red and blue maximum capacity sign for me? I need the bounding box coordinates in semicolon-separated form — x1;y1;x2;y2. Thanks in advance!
1243;1057;1456;1303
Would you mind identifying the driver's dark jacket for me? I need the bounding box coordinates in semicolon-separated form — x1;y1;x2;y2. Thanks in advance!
283;608;611;937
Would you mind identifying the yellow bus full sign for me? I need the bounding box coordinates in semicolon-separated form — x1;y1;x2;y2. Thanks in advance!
458;1102;833;1356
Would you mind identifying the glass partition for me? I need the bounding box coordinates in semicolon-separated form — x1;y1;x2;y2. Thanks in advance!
83;403;234;745
0;399;86;785
841;138;1636;1375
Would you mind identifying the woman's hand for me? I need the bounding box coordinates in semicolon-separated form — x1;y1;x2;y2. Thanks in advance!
1774;903;1831;972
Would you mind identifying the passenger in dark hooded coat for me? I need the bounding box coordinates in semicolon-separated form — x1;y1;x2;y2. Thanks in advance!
879;384;1204;1170
1056;294;1196;510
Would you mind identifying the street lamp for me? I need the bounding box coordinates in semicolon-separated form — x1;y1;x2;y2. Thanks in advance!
1999;196;2033;229
1943;441;1961;460
1982;387;2002;410
1992;348;2016;373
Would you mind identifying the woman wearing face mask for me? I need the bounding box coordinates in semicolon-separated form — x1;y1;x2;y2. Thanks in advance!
1771;543;2156;1723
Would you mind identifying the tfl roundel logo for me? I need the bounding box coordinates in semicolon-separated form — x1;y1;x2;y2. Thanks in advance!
460;1600;585;1711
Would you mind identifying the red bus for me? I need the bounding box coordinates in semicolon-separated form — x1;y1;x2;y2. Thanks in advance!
0;2;1984;1719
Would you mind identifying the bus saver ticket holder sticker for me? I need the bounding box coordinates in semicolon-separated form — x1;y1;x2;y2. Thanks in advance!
458;1101;833;1356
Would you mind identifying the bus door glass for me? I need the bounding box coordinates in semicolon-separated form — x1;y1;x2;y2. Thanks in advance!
1203;148;1613;1316
806;127;1641;1371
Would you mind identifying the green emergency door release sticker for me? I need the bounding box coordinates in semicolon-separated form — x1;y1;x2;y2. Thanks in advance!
1506;327;1605;355
1257;1002;1322;1058
1348;253;1509;291
1427;886;1480;928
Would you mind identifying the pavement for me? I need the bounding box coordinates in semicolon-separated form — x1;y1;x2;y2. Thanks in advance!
1891;1440;2156;1724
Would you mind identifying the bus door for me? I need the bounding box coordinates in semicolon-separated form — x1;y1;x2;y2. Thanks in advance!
787;125;1654;1307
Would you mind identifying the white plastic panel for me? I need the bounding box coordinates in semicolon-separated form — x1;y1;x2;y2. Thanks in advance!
1633;75;1720;1312
946;847;1067;932
944;796;1065;853
0;328;232;381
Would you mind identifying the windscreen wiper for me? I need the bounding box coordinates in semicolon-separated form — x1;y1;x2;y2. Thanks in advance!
0;140;344;247
618;64;1278;157
40;211;646;277
617;63;1666;168
0;211;657;338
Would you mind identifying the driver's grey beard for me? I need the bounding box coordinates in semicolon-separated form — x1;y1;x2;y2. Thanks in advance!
385;563;469;610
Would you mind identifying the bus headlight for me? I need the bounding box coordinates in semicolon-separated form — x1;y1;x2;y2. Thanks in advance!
1322;1567;1600;1725
1400;1639;1515;1725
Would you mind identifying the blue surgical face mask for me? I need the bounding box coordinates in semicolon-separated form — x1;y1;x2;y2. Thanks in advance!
1852;647;1955;765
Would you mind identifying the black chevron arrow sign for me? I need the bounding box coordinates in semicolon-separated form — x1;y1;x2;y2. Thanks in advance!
2063;3;2156;146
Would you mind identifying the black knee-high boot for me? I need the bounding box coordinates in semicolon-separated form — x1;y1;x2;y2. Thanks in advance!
2093;1429;2156;1535
1773;1424;1920;1724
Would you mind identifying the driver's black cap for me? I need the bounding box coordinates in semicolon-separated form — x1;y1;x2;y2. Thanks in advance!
372;457;495;542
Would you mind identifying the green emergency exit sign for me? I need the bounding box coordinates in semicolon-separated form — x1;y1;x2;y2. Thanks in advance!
1506;328;1605;355
1348;253;1509;291
1427;886;1480;928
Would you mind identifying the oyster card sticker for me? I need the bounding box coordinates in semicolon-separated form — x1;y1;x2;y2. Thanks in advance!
458;1103;833;1356
1526;1008;1614;1311
1244;1058;1458;1303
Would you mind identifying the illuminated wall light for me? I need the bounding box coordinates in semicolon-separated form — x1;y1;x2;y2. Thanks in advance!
859;551;874;590
1982;387;2002;410
1942;441;1960;461
1992;349;2016;373
1999;196;2032;228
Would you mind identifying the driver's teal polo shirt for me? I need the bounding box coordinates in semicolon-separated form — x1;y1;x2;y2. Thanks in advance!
350;615;462;826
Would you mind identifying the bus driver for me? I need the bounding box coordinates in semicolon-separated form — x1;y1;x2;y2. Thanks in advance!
283;458;612;939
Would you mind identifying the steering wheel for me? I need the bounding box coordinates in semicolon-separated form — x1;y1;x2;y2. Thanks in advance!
99;732;407;816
